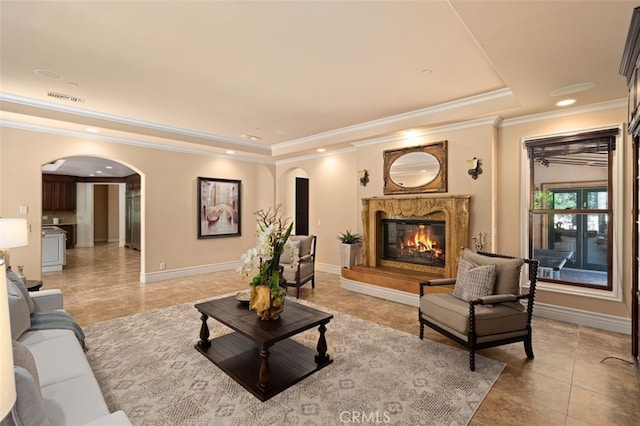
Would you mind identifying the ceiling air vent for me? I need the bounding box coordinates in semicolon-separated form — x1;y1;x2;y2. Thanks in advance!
47;91;85;104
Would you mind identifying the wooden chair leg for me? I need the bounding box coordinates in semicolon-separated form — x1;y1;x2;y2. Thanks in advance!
419;321;424;339
524;331;534;358
469;350;476;371
296;284;300;299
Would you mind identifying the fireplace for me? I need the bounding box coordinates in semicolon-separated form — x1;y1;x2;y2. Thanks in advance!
361;196;470;278
382;219;445;267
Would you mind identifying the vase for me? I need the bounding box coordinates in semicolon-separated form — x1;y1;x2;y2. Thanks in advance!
340;243;361;269
249;283;286;320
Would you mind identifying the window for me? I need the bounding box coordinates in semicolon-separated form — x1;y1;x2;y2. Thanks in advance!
525;129;618;291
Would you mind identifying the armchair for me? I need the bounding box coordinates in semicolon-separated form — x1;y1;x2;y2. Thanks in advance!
280;235;316;298
418;249;539;371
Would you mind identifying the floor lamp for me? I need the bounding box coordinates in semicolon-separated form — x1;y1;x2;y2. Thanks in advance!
0;262;16;419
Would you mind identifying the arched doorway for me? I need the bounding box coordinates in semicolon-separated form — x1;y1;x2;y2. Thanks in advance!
41;155;143;275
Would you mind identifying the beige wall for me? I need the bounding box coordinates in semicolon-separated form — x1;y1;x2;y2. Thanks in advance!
276;150;359;267
0;103;633;321
352;122;498;249
0;126;275;281
499;105;631;318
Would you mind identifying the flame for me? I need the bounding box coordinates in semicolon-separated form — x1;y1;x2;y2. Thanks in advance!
399;226;443;258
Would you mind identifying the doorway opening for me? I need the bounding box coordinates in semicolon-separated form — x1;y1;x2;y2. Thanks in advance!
40;156;142;276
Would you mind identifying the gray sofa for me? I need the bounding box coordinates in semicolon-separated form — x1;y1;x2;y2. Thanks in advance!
3;267;131;426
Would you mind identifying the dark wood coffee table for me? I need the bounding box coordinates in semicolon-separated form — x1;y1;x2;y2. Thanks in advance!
194;295;333;401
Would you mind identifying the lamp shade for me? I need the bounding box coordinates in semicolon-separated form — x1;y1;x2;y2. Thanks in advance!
0;218;28;249
0;262;16;418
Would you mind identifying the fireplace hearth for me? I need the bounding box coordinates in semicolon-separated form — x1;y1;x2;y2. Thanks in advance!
361;196;470;279
382;219;445;267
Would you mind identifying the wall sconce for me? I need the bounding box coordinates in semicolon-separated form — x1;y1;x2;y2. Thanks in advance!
472;232;486;252
467;157;482;180
358;170;369;187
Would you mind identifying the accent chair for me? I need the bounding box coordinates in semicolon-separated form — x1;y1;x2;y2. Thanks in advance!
418;249;539;371
280;235;316;299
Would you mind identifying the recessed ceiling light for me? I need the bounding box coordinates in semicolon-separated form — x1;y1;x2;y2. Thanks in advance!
556;99;576;107
105;166;113;169
317;148;326;153
68;82;79;88
226;150;235;155
96;170;103;174
89;174;95;177
34;69;63;80
421;69;432;76
86;127;99;133
550;82;598;97
240;134;261;141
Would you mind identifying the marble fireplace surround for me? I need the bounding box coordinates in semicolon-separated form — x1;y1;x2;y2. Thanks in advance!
361;196;470;278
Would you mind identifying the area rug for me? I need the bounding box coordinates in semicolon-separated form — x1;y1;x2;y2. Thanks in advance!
84;296;504;425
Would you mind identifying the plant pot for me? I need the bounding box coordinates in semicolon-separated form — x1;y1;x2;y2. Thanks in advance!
249;284;285;320
340;243;361;269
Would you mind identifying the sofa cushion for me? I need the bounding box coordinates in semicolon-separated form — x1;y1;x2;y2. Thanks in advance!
452;256;496;301
462;249;524;295
20;330;91;388
420;293;527;337
280;240;300;264
0;366;49;426
7;267;34;313
282;261;314;283
7;280;30;340
12;341;40;390
41;375;110;426
290;235;313;257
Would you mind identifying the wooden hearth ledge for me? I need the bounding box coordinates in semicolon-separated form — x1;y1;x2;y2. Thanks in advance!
342;196;470;295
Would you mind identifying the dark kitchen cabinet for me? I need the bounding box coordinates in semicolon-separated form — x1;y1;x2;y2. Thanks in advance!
58;224;76;249
42;174;77;211
620;6;640;379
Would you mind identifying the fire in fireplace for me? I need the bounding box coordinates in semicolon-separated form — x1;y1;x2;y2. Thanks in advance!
382;219;446;267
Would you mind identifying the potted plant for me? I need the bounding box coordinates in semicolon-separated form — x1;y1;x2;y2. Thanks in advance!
338;229;363;269
237;205;298;320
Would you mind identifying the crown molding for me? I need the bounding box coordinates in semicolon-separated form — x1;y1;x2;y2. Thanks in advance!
272;89;512;151
0;93;270;153
0;119;273;165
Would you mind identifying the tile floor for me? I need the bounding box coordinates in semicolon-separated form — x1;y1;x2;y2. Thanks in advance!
41;243;639;425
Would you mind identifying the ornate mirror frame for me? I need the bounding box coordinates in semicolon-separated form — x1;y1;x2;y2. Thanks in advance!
383;141;448;195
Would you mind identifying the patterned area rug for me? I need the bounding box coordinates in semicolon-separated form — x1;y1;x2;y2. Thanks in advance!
85;296;504;425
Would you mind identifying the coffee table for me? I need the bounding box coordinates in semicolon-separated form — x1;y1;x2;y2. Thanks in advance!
194;295;333;401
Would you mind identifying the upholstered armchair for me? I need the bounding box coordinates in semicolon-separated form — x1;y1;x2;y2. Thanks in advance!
280;235;317;298
418;249;539;371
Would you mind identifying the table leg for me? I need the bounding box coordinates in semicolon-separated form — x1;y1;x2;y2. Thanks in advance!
198;313;211;349
315;323;330;364
257;347;272;390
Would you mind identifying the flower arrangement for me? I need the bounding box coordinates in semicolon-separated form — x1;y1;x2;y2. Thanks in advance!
238;205;298;305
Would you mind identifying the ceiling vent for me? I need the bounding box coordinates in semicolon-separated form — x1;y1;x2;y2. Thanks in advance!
47;91;85;104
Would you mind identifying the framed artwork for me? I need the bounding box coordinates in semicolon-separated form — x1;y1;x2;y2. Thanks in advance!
198;177;241;238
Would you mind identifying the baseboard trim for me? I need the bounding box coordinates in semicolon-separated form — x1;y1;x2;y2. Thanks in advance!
341;277;419;307
141;261;241;283
340;277;631;334
316;262;342;275
533;302;631;335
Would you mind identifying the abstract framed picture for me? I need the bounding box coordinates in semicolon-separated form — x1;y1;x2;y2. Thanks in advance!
198;177;241;238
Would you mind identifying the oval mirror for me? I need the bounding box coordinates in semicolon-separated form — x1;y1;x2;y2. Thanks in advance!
389;152;440;187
